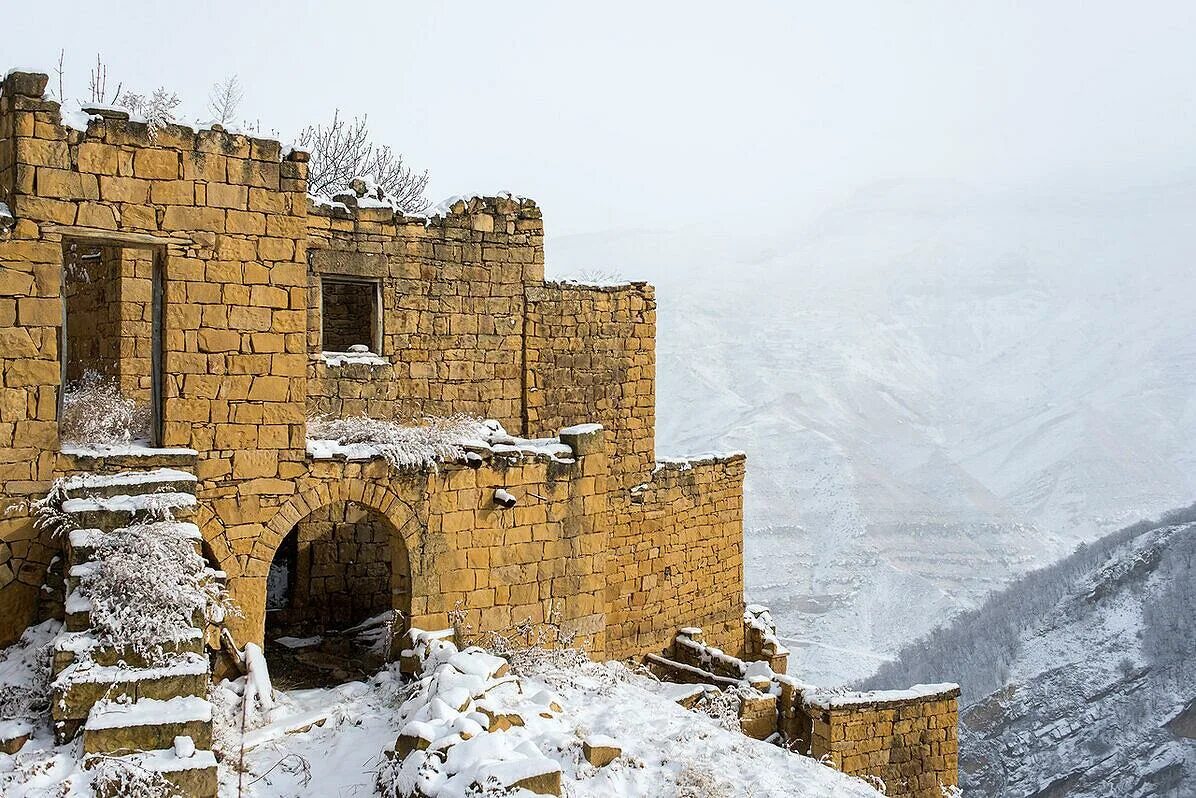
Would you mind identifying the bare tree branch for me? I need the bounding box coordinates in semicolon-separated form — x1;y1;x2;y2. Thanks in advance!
298;111;430;213
208;74;243;125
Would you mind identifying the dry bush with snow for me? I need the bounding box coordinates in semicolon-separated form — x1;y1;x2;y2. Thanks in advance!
60;371;151;446
692;688;742;733
0;628;52;723
307;414;488;470
674;766;736;798
82;521;233;661
87;756;181;798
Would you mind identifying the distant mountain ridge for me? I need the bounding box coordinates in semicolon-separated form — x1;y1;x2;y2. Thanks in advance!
548;178;1196;685
862;504;1196;796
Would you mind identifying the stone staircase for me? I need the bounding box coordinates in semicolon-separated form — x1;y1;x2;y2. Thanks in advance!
48;463;219;798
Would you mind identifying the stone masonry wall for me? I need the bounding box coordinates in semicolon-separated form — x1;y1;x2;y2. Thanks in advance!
791;687;960;798
224;442;611;655
305;195;543;431
605;455;747;660
524;283;655;490
0;70;311;644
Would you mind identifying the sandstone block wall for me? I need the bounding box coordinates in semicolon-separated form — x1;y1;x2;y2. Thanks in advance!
524;283;655;490
605;455;746;659
788;687;960;798
305;194;543;431
0;70;747;668
0;70;310;643
227;445;611;655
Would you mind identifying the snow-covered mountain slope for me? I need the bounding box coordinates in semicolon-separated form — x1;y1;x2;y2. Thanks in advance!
861;507;1196;796
548;178;1196;685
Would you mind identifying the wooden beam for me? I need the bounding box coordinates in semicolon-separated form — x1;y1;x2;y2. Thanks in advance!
40;224;191;248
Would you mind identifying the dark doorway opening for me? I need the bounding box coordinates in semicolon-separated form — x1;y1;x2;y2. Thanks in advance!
264;501;410;688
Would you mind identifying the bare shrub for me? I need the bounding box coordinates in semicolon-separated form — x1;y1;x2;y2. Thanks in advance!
306;414;488;470
692;688;742;732
208;75;243;125
120;88;181;136
82;521;234;661
87;756;181;798
674;766;735;798
0;627;52;722
60;371;151;446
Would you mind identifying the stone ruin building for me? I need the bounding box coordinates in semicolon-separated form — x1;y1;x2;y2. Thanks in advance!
0;69;958;797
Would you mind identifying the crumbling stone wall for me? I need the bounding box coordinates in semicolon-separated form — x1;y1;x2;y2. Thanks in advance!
0;70;746;670
791;687;960;798
0;70;310;644
216;439;611;655
305;195;543;430
524;282;655;490
605;455;747;660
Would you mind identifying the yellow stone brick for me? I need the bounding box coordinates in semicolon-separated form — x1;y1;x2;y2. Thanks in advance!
76;142;120;175
133;148;178;179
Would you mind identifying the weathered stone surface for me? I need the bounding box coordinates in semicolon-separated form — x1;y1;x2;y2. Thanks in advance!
581;739;621;767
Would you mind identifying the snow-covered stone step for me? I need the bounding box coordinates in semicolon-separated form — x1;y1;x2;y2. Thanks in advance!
62;586;207;636
52;652;211;731
64;587;93;632
84;695;213;755
88;745;217;798
52;628;205;674
62;491;197;529
67;521;203;565
62;468;197;500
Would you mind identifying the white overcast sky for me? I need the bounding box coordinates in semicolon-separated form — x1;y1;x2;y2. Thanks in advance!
6;1;1196;235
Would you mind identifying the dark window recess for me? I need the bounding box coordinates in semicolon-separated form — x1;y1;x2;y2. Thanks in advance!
321;279;378;352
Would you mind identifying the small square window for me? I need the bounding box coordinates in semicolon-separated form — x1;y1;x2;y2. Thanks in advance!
321;278;380;353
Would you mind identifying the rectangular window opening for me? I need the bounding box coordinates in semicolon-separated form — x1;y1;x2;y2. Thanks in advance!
321;277;381;354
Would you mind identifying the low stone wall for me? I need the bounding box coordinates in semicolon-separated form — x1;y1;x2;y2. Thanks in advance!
795;685;960;798
654;623;959;797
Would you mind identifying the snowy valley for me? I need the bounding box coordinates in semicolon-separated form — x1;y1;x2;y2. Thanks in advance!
550;177;1196;686
864;505;1196;796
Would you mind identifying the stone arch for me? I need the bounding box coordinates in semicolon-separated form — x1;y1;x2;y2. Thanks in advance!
249;477;422;579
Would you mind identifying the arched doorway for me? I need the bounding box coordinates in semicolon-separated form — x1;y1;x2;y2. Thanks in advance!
263;500;411;687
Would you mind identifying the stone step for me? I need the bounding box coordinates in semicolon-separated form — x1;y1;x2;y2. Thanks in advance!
88;745;217;798
67;521;203;566
52;652;211;738
62;587;207;637
52;629;205;676
61;491;197;531
60;445;199;475
84;696;213;756
62;468;198;501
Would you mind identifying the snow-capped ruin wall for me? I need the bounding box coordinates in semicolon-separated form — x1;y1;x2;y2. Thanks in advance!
0;68;745;667
304;193;544;431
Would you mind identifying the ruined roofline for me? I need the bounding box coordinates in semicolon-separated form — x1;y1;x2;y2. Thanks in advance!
1;69;549;237
308;191;543;230
0;70;306;168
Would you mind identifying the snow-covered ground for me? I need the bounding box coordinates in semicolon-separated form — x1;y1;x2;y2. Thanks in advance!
550;177;1196;685
1;622;881;797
